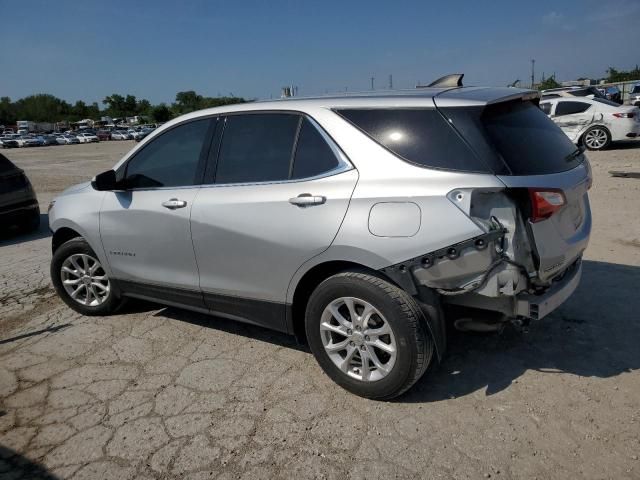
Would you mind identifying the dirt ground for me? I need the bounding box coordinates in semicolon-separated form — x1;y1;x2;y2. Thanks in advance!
0;140;639;479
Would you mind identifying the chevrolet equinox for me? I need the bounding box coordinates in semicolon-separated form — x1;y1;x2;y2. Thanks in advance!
49;81;591;399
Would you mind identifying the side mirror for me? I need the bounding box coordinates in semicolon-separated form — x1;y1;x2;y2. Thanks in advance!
92;170;119;191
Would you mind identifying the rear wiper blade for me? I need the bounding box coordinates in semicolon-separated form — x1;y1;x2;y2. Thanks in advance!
565;145;585;162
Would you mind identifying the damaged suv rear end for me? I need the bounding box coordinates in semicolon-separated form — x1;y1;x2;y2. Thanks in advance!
330;86;591;335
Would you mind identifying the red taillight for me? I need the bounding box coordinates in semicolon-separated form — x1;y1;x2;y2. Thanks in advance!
528;188;566;223
613;112;635;118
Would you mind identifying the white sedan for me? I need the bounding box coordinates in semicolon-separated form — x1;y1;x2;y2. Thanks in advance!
56;134;80;145
110;131;131;140
76;132;99;143
540;97;640;150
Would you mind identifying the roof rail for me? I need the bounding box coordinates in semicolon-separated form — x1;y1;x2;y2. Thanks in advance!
417;73;464;89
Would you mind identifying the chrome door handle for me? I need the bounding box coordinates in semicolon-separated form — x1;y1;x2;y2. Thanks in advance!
162;198;187;209
289;194;326;207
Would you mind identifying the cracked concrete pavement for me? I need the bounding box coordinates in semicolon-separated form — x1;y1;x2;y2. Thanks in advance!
0;141;639;479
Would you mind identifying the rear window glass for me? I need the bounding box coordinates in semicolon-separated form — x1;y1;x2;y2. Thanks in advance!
442;101;582;175
337;108;490;172
0;153;16;174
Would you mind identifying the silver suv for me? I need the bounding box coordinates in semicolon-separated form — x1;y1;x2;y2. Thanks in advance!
49;85;591;399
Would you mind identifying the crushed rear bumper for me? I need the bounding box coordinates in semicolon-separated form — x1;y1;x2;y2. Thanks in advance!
515;258;582;320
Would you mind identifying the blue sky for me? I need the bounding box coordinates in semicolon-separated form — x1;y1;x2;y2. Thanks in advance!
1;0;639;105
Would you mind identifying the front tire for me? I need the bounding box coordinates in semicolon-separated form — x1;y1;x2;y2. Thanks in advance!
51;237;122;316
582;126;611;150
305;271;433;400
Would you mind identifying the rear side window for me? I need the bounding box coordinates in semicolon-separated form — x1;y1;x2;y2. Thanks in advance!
291;119;340;179
215;113;299;184
555;101;591;116
442;101;581;175
337;108;490;172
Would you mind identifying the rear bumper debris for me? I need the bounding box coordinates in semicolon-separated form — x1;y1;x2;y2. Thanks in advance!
515;258;582;320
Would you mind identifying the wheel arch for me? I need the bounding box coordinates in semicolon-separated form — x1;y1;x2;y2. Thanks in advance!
288;260;398;343
52;227;83;253
579;123;611;148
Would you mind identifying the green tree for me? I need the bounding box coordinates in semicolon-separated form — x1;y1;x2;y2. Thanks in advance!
14;94;71;122
606;66;640;83
173;90;203;115
151;103;172;123
538;75;561;90
0;97;16;125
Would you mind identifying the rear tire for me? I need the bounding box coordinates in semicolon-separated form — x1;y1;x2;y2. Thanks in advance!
582;126;611;150
51;237;122;316
305;271;433;400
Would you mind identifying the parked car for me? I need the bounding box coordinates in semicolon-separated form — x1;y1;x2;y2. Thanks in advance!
628;84;640;107
134;127;154;142
96;130;111;141
3;134;27;147
76;132;100;143
1;136;20;148
540;86;606;101
596;86;622;104
110;130;131;140
56;134;80;145
22;135;44;147
49;82;591;399
0;153;40;233
38;135;59;146
539;96;640;150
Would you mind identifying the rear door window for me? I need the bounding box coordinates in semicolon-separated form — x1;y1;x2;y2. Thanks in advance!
215;113;300;184
337;108;491;172
555;101;591;116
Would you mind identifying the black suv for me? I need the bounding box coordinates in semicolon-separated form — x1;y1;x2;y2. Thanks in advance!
0;153;40;234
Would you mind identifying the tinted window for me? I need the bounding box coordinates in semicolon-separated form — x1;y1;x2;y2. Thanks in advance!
125;119;209;188
539;102;552;115
215;113;299;184
555;101;591;116
291;119;339;179
338;109;489;172
444;101;581;175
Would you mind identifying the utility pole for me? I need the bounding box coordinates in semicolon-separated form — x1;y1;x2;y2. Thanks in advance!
370;77;375;90
531;59;536;89
389;74;393;89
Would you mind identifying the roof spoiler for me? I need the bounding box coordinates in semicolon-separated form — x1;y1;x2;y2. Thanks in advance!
417;73;464;89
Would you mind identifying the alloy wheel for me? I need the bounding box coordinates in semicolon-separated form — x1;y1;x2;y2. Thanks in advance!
584;128;608;150
320;297;397;382
60;253;110;306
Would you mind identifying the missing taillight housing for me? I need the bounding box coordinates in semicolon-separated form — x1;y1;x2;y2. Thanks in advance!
528;188;566;223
